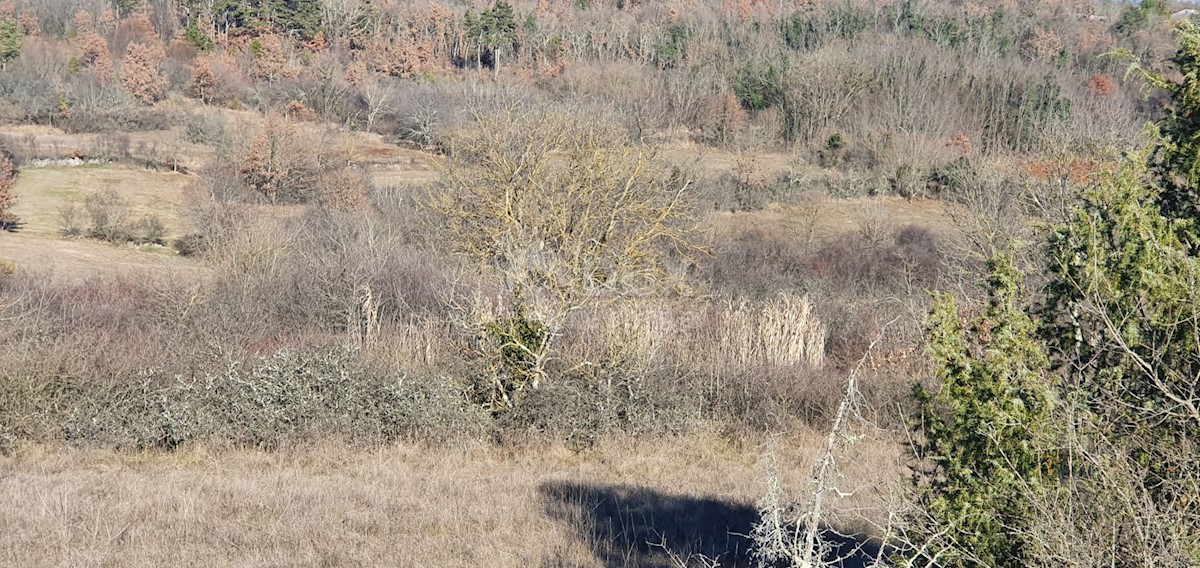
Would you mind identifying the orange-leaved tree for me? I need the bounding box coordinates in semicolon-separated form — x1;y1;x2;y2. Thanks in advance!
120;41;167;104
0;148;18;230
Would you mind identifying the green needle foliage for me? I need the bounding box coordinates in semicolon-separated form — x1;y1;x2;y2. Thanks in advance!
0;17;22;69
907;255;1057;568
1041;22;1200;541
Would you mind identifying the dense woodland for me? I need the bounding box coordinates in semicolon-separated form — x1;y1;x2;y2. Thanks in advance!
1;0;1200;566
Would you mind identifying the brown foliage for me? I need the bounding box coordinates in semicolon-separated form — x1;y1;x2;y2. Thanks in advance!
700;91;747;145
948;132;973;154
316;167;370;212
97;7;117;35
1087;73;1117;97
191;57;216;102
79;32;113;82
365;36;433;79
1023;26;1064;62
237;114;324;204
191;52;243;104
17;11;36;36
343;58;367;86
1025;157;1103;183
285;100;318;122
240;130;288;202
113;10;157;53
0;149;17;228
72;10;93;35
120;42;168;104
250;34;292;81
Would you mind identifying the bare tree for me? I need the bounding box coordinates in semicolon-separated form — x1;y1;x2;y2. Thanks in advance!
753;319;896;568
430;105;704;407
360;73;394;132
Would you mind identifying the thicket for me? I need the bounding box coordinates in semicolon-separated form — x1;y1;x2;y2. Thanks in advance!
0;97;889;449
0;0;1165;170
891;22;1200;567
0;143;17;230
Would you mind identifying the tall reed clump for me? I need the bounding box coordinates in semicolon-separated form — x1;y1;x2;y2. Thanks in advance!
712;293;826;372
565;293;826;375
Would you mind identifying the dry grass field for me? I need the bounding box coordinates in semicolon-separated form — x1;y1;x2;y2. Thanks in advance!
0;163;196;280
0;109;934;568
0;430;900;568
0;122;444;280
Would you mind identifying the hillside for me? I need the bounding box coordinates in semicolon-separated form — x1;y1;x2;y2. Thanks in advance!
2;0;1199;566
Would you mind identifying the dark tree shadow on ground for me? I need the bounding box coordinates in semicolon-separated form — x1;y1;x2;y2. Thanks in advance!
540;480;882;568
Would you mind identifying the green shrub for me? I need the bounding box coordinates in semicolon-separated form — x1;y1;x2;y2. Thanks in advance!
471;310;550;410
732;62;785;111
656;24;689;68
184;25;214;51
906;256;1058;567
183;112;228;146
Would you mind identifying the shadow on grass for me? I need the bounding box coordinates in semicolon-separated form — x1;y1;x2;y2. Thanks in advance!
540;480;882;568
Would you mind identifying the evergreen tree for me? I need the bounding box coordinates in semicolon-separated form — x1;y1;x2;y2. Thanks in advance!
1146;24;1200;234
1041;21;1200;553
210;0;321;40
0;17;22;69
907;255;1057;567
465;0;518;70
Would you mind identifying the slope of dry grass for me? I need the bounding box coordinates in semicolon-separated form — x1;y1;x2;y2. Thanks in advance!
10;165;193;238
0;164;198;280
0;430;900;568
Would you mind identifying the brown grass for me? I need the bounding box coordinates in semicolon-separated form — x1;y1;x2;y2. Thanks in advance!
0;233;199;281
0;163;200;279
11;165;192;237
715;196;954;244
0;430;900;568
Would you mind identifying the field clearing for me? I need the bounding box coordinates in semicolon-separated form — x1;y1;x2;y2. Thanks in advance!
11;165;193;237
0;430;900;568
0;164;200;279
0;232;199;281
714;196;955;243
0;124;214;172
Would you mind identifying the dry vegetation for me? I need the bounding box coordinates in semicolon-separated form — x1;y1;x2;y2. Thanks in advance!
1;0;1197;565
0;431;901;568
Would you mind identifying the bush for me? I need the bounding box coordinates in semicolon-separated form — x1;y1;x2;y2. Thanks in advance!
0;146;17;230
732;62;786;112
713;365;845;433
2;349;491;449
82;190;167;244
183;111;228;146
171;232;207;256
495;365;704;447
84;189;131;241
806;224;942;293
709;226;810;299
905;257;1057;567
236;113;328;204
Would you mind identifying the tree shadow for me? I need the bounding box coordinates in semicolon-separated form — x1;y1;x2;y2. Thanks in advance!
540;480;882;568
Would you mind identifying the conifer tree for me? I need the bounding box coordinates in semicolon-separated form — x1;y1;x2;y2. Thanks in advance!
0;16;21;69
906;255;1056;567
1040;20;1200;554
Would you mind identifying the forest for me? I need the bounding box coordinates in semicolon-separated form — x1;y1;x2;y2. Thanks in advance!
0;0;1198;566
